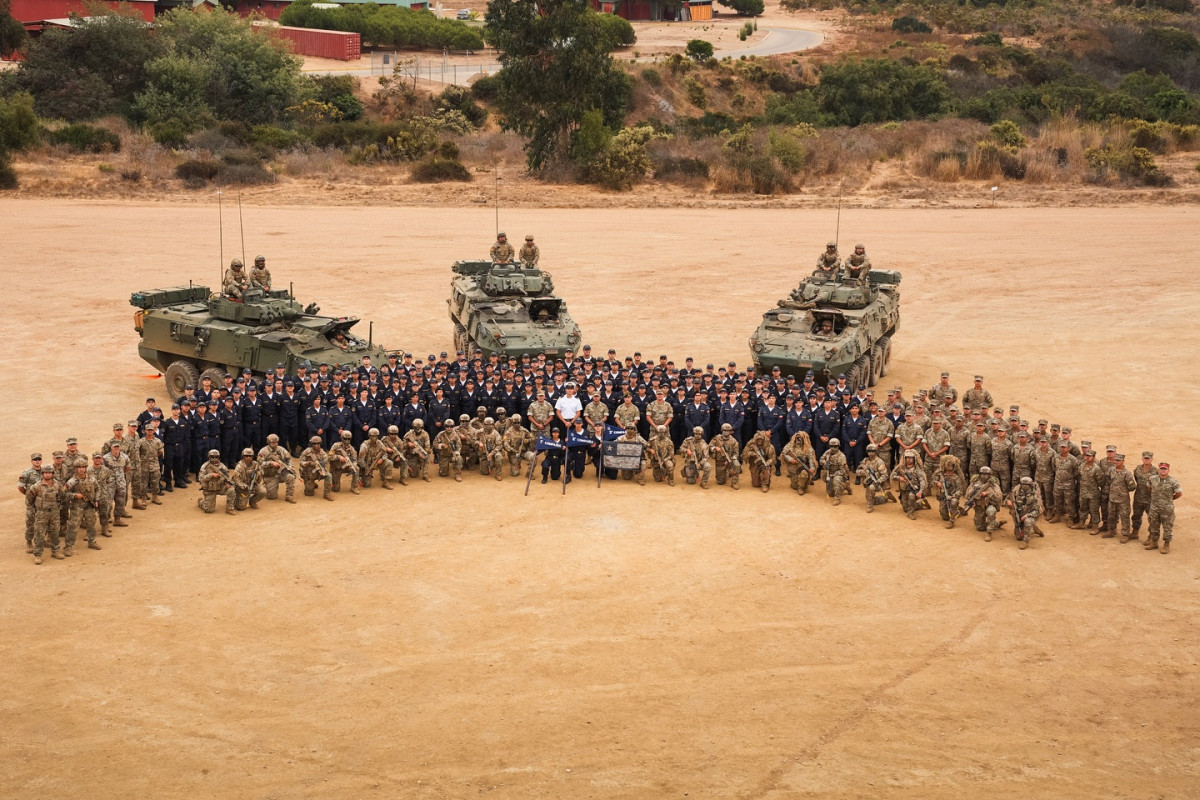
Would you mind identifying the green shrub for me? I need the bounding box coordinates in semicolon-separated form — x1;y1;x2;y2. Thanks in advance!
641;68;663;88
967;32;1002;47
989;119;1025;150
571;109;612;166
219;161;276;185
684;76;707;109
769;130;809;171
311;118;438;161
0;92;40;152
149;119;190;148
719;0;764;15
685;39;714;62
249;124;304;150
220;148;262;167
47;123;120;153
0;153;16;190
435;84;487;129
175;159;219;182
470;75;500;101
1085;145;1170;185
891;16;932;35
410;157;472;182
654;156;709;180
975;141;1025;179
585;124;669;190
120;167;142;182
1127;120;1168;153
595;12;636;47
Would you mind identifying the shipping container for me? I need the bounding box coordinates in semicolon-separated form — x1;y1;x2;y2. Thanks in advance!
269;25;361;61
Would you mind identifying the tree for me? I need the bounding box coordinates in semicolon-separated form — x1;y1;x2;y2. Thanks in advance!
817;58;950;126
0;0;25;59
485;0;632;170
151;8;308;126
716;0;764;16
11;10;165;120
685;39;714;61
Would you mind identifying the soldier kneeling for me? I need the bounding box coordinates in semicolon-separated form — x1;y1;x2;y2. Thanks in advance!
358;428;394;489
820;437;850;505
1007;475;1043;550
198;449;237;515
856;443;892;512
329;431;361;493
231;448;267;510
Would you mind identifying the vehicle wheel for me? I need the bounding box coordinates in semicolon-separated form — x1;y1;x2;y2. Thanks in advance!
877;337;892;378
869;344;884;387
164;359;200;401
200;366;226;387
453;323;467;354
852;354;871;390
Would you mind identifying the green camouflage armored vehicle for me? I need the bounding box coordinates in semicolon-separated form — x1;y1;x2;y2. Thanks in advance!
448;260;582;358
131;284;389;400
749;265;901;386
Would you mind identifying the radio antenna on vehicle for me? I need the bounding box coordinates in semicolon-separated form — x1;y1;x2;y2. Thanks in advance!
494;163;501;236
835;195;844;248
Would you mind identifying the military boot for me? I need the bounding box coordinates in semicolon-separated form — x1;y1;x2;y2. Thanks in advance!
1019;538;1028;550
150;493;162;505
88;542;101;550
25;540;34;554
51;549;65;559
945;519;955;529
100;523;111;538
382;480;394;490
225;507;237;516
1160;540;1170;554
133;499;147;510
63;546;74;557
1144;537;1158;550
730;477;739;490
1119;533;1135;544
884;491;897;503
113;516;128;528
34;555;42;565
285;496;297;504
984;532;992;542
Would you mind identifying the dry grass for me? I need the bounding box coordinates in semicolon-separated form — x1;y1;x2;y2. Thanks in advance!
278;147;347;177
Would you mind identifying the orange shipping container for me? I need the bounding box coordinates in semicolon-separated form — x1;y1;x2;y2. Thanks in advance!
269;26;361;61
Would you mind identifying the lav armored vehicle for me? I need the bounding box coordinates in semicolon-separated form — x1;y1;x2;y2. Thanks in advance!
448;260;582;358
131;283;389;400
749;263;901;386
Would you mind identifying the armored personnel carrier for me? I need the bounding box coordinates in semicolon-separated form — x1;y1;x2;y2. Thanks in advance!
130;284;389;400
749;264;901;386
448;260;582;358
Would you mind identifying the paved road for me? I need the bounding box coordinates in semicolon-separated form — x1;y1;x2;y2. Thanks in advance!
304;25;823;84
713;26;823;59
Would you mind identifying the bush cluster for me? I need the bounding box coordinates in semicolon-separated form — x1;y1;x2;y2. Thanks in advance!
281;0;484;51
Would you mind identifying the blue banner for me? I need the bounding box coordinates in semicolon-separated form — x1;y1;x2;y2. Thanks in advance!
567;431;595;448
535;435;564;452
604;424;626;441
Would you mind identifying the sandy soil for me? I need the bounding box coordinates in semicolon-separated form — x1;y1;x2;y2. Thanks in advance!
1;200;1198;798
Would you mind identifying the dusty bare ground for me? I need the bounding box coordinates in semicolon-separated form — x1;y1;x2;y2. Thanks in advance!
1;201;1198;798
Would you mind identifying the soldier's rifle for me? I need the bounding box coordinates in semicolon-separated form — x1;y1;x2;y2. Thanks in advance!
961;481;985;513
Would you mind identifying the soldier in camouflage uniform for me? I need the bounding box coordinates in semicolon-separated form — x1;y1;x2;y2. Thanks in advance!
1071;450;1104;532
890;449;926;519
781;431;817;495
820;437;851;506
434;420;464;481
928;372;958;408
988;428;1014;494
198;450;237;515
358;428;394;489
223;258;250;298
137;425;164;507
64;463;101;554
257;433;298;502
966;422;991;479
815;241;840;276
502;415;534;478
299;436;334;500
87;452;114;539
646;425;677;486
1011;431;1036;486
404;420;433;482
921;418;950;493
613;394;641;433
894;412;924;467
1033;438;1056;519
249;255;272;291
527;391;554;437
962;375;993;413
328;431;361;493
381;426;410;486
28;468;63;564
1006;476;1043;549
479;419;504;479
1145;462;1181;554
123;421;144;508
18;453;43;553
61;437;89;476
1103;453;1137;542
710;423;741;489
103;443;131;526
645;392;674;433
867;407;895;471
584;396;610;431
518;235;539;267
1131;451;1155;536
843;243;871;281
857;444;891;513
490;232;515;263
680;427;712;488
931;454;965;528
967;466;1005;541
742;431;776;492
459;413;479;469
1051;442;1079;525
231;448;267;510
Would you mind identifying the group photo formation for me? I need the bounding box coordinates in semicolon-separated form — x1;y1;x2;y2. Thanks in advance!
20;241;1184;566
5;0;1200;792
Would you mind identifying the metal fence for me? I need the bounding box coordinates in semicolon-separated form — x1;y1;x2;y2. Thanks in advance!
368;52;500;85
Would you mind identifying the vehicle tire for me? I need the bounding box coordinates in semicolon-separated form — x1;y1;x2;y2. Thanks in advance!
164;359;201;401
453;323;467;354
869;344;884;387
877;336;892;378
852;354;871;390
200;366;227;387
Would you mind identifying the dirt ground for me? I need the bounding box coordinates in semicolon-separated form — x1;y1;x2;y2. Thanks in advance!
1;200;1198;799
